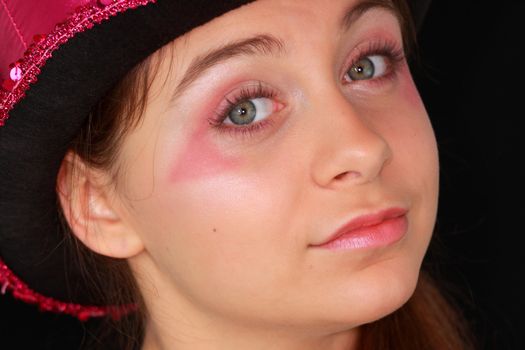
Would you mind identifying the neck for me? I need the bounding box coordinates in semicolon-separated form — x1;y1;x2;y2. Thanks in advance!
132;253;360;350
141;319;360;350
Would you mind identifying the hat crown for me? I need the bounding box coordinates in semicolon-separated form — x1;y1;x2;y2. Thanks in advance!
0;0;93;80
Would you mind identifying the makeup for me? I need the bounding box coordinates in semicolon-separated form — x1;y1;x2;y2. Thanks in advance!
169;119;241;182
398;63;423;108
312;208;408;251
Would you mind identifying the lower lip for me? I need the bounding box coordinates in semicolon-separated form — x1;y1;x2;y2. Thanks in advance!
317;215;408;251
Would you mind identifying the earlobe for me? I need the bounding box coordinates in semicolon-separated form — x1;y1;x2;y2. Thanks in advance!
56;152;145;259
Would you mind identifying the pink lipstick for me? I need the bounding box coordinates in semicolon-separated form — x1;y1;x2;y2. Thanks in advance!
312;207;408;250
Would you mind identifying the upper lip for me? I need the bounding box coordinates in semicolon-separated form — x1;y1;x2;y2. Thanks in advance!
312;207;408;246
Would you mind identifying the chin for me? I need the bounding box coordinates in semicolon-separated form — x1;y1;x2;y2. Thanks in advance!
318;255;422;330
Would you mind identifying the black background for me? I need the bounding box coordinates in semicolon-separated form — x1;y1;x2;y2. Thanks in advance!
415;1;524;349
1;0;524;348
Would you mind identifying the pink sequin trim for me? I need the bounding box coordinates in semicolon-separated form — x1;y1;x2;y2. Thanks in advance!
0;0;156;126
0;257;137;321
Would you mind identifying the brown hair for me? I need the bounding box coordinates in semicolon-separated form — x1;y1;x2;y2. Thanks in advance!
358;271;475;349
59;44;175;349
62;1;475;349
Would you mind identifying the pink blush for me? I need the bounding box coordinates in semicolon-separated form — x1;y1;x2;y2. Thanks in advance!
399;64;424;108
169;122;240;182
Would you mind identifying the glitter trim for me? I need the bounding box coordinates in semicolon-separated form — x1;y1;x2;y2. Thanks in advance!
0;257;137;321
0;0;156;126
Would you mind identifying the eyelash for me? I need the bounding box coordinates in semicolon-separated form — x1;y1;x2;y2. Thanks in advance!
208;39;405;139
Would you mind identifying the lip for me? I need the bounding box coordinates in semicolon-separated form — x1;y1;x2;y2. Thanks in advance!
311;207;408;250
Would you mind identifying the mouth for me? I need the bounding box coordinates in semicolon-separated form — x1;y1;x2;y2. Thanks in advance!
310;207;408;251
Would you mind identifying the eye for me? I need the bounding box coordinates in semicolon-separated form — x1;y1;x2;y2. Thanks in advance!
208;83;284;139
345;55;388;82
224;97;274;126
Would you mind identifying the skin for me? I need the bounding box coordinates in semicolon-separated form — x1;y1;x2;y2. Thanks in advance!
58;0;439;349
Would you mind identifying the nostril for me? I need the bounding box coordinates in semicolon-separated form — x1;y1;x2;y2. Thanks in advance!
334;171;360;181
334;172;347;180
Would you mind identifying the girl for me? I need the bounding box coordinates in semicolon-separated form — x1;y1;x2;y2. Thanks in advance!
0;0;474;348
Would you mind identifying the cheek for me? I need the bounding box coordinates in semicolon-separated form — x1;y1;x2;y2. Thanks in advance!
386;62;427;112
144;161;305;320
377;66;439;248
395;64;438;172
169;121;241;182
150;125;301;284
397;69;439;249
400;67;424;109
158;123;319;297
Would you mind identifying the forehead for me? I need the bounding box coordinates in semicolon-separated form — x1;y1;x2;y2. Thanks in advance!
177;0;400;54
190;0;399;38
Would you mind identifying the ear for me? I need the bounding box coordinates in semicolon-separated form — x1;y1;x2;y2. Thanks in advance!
56;151;144;259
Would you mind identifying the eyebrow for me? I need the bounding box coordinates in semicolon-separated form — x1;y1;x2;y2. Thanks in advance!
171;34;284;100
171;0;397;101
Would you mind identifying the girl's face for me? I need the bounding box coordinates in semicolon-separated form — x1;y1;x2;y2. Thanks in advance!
111;0;438;343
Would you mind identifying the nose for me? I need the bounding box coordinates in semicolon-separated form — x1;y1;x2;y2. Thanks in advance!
309;89;392;189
